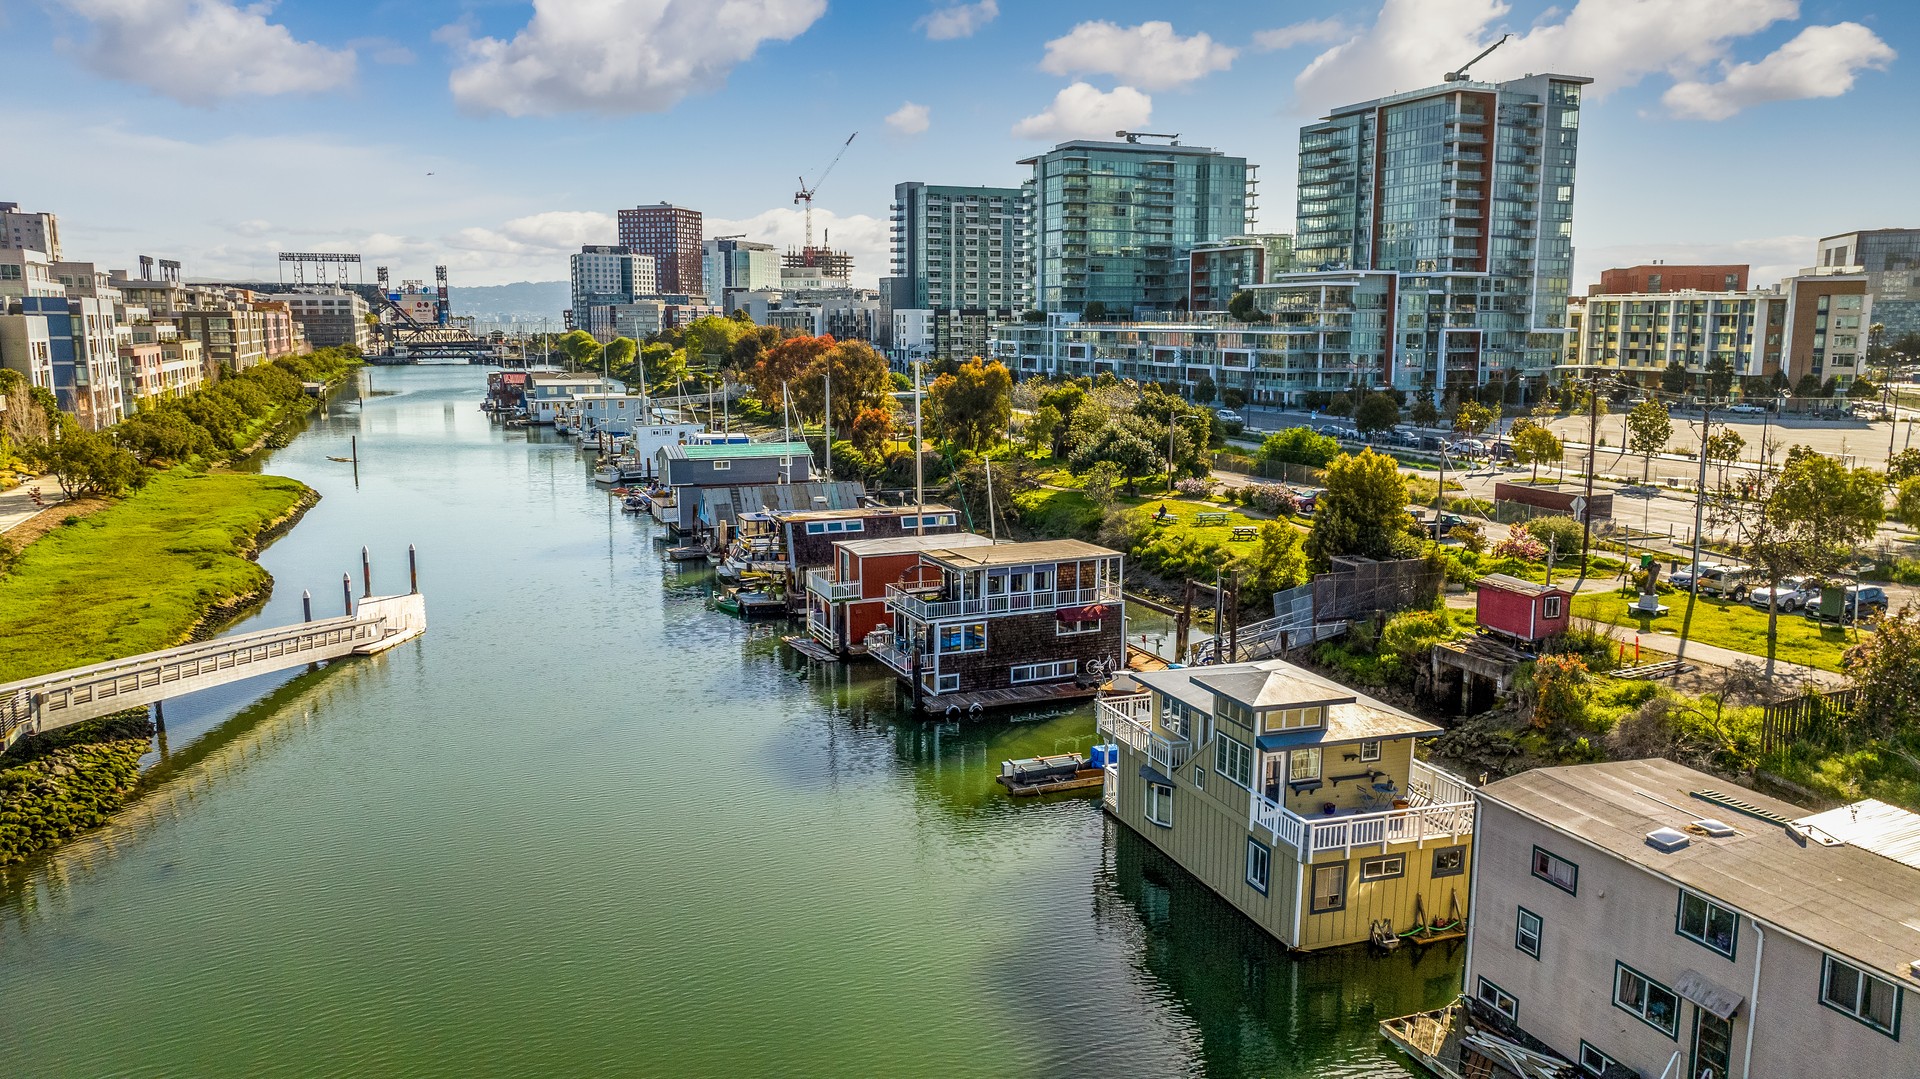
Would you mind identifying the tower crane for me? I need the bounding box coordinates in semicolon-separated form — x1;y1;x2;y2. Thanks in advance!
1445;34;1511;82
794;131;857;255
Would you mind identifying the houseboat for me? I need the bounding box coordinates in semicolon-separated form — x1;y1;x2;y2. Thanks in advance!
651;440;815;534
1095;658;1478;952
802;531;995;657
522;373;617;426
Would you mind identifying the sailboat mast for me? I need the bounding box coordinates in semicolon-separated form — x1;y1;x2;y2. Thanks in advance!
913;360;924;533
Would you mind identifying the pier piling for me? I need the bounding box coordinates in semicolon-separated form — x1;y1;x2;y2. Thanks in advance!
303;590;313;622
342;573;354;616
361;546;372;598
409;545;419;594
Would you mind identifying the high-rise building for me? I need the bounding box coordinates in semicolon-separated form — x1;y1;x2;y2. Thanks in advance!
570;245;657;326
702;237;779;303
1291;72;1591;398
1815;228;1920;341
616;203;703;296
0;201;61;260
889;182;1029;311
280;290;372;351
1021;138;1251;315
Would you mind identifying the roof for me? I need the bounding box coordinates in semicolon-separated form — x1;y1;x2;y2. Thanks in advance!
836;532;992;558
1793;799;1920;872
667;440;811;461
924;538;1118;567
778;502;955;523
1479;759;1920;984
1477;574;1570;599
1133;659;1439;748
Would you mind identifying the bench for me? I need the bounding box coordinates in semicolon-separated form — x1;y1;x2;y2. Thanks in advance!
1231;526;1258;541
1195;512;1229;526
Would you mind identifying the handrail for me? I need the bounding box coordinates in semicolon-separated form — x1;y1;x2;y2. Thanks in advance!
885;582;1120;621
1247;789;1477;858
0;612;378;696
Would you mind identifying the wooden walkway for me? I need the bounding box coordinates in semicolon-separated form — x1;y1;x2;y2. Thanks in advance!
920;681;1098;715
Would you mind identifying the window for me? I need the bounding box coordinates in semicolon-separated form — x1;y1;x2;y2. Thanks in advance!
1193;766;1205;791
1614;963;1680;1038
1360;855;1405;881
1432;846;1466;877
1310;865;1347;913
1359;740;1381;762
1246;838;1270;894
1261;706;1322;732
1516;907;1542;958
1543;595;1562;619
1676;890;1738;959
1477;977;1518;1021
711;459;731;470
1056;619;1102;635
1531;846;1578;894
1145;782;1173;827
1010;660;1075;684
1214;735;1253;789
1821;956;1901;1037
1289;747;1322;783
1577;1042;1617;1076
936;673;959;692
938;622;986;653
1034;569;1050;590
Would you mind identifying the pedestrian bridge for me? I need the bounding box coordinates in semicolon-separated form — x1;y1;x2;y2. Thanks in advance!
0;592;426;752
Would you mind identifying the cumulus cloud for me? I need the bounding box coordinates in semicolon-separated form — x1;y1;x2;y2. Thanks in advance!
1253;18;1351;52
886;101;931;135
1664;22;1894;120
1290;0;1884;120
450;212;618;259
56;0;355;105
1012;83;1152;141
444;0;826;116
1040;20;1235;90
917;0;997;40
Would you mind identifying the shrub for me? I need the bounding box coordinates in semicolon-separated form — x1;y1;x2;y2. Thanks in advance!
1490;524;1546;562
1526;515;1585;561
1523;653;1591;732
1174;477;1215;498
1448;522;1486;553
1245;482;1294;515
1257;427;1340;467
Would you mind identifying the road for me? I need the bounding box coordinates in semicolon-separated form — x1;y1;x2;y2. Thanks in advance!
0;474;63;534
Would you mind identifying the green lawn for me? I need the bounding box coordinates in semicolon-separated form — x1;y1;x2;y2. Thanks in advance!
0;469;313;682
1573;589;1859;672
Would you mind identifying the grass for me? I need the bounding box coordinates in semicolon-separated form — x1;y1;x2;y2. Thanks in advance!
1572;588;1859;673
0;469;312;682
1764;733;1920;810
1012;487;1104;539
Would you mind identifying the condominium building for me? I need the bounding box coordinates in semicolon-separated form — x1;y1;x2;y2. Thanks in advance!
1188;234;1294;312
888;182;1029;312
1464;759;1916;1079
1097;658;1476;951
121;316;205;401
1595;264;1748;296
1021;138;1251;316
173;301;272;374
0;201;61;259
702;237;779;304
47;261;127;428
616;203;703;296
280;290;372;351
1292;72;1591;398
0;248;65;397
571;245;657;317
1816;228;1920;340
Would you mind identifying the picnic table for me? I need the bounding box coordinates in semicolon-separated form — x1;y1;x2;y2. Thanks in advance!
1231;525;1258;541
1195;512;1229;526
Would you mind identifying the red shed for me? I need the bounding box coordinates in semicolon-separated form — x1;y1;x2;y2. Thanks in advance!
1475;574;1571;643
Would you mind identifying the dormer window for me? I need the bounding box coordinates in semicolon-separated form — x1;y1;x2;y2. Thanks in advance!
1261;706;1324;733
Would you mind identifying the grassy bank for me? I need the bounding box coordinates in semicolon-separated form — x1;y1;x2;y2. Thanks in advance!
0;469;314;682
0;710;152;867
1572;588;1857;672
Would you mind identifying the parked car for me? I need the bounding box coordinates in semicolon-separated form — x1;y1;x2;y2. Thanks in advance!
1317;424;1360;440
1216;409;1244;423
1747;576;1819;612
1669;561;1724;591
1698;565;1754;601
1725;403;1767;415
1447;439;1487;457
1290;486;1324;514
1803;584;1889;622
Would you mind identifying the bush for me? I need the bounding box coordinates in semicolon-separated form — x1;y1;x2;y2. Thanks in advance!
1541;624;1621;673
1448;522;1486;552
1523;653;1592;732
1244;482;1293;514
1377;609;1457;686
1257;427;1340;467
1174;477;1215;498
1526;516;1585;561
1491;524;1546;562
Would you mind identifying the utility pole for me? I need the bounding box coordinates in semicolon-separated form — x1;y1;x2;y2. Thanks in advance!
823;363;832;480
913;360;925;532
1579;376;1601;571
1674;398;1714;668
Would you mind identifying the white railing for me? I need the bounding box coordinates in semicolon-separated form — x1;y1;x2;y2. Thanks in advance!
1251;792;1307;852
1096;694;1191;774
1409;758;1476;807
885;581;1121;621
1247;787;1477;859
805;568;859;601
863;630;914;676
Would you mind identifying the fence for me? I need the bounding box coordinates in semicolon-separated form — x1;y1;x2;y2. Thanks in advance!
1759;687;1861;755
1211;454;1327;486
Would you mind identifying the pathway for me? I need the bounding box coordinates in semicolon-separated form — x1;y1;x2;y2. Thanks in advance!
0;474;64;534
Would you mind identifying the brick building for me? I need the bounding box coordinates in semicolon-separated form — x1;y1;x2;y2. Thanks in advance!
616;203;704;297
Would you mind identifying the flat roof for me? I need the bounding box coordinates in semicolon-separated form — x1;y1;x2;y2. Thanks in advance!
1477;574;1570;598
1480;759;1920;984
1133;660;1439;747
778;502;955;522
925;538;1118;567
667;441;811;461
837;533;993;558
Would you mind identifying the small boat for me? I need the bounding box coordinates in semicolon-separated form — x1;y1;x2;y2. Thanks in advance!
996;753;1106;797
665;544;709;562
713;587;786;619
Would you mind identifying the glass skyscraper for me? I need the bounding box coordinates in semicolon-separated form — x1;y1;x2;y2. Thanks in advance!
1292;73;1590;399
1021;138;1250;316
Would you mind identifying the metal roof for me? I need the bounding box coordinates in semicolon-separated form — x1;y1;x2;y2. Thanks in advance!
1477;573;1570;598
668;440;811;461
836;532;992;558
1480;759;1920;984
924;538;1118;567
1134;660;1439;746
1793;799;1920;871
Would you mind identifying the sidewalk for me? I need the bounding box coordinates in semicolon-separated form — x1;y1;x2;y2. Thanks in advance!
0;474;64;534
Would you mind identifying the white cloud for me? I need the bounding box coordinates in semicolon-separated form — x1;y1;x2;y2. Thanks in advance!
1040;20;1236;90
1012;83;1152;141
1664;22;1894;120
444;0;826;116
917;0;997;41
706;207;889;288
1290;0;1880;119
450;212;618;260
886;101;931;135
1575;235;1816;293
1253;18;1351;52
56;0;355;105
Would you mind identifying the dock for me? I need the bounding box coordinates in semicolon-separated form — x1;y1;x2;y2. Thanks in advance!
918;681;1099;715
781;635;840;663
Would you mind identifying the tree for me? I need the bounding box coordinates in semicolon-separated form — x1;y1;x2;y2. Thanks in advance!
602;337;639;385
1703;428;1745;486
1192;375;1218;404
1410;397;1441;427
928;357;1013;453
1131;384;1212;478
1844;607;1920;740
1226;290;1264;323
1221;387;1247;410
557;329;602;372
1069;413;1161;494
748;335;833;419
1704;356;1735;399
1306;449;1412;566
678;315;746;374
1625;398;1672;482
1848;376;1880;400
37;424;145;497
1239;522;1309;597
1793;372;1824;401
1026;404;1062;457
1258;427;1340;467
1354;392;1401;440
1452;400;1498;438
1889;448;1920;484
850;406;893;455
1038;382;1087;457
1661;360;1691;397
806;340;895;439
116;407;213;465
1081;301;1108;322
1080;461;1121;507
1511;420;1564;482
1895;476;1920;530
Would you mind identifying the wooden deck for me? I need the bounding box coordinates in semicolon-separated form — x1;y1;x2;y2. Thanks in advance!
996;768;1105;797
1126;644;1173;673
919;681;1099;715
781;635;840;663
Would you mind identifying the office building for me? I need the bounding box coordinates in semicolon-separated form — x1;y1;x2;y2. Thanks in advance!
1022;137;1251;316
1292;72;1591;398
571;246;657;340
1189;234;1294;312
616;203;703;296
1815;228;1920;341
1595;264;1748;296
280;290;372;351
1464;759;1916;1079
888;182;1029;311
0;201;61;259
702;237;780;304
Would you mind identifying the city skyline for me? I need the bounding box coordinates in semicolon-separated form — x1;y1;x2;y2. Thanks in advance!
0;0;1909;290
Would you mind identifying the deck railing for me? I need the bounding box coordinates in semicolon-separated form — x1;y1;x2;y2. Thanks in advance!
885;581;1120;622
1247;759;1478;859
1095;694;1191;774
805;568;860;602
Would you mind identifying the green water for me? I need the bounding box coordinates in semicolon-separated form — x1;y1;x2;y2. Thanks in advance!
0;367;1459;1077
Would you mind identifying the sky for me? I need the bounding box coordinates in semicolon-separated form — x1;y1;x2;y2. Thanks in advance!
0;0;1912;294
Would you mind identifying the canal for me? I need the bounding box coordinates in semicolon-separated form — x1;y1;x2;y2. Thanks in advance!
0;366;1460;1077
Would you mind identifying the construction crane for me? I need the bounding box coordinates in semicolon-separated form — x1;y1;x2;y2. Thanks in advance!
1115;130;1181;145
794;132;857;255
1445;34;1511;82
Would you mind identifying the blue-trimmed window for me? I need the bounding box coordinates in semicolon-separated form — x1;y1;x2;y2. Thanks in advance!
1516;907;1542;958
1613;962;1679;1038
1821;955;1901;1038
1245;838;1270;894
1531;846;1578;894
1676;890;1738;959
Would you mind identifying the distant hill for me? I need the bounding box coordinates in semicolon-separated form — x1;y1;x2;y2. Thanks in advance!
450;281;568;324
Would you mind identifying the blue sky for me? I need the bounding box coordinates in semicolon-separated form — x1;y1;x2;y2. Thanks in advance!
1;0;1912;291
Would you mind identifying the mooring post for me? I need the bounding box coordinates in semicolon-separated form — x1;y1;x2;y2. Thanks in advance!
409;544;419;594
302;589;313;622
361;545;373;598
152;699;166;734
343;573;354;616
351;434;359;465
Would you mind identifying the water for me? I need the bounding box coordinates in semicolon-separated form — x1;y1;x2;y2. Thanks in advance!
0;367;1458;1077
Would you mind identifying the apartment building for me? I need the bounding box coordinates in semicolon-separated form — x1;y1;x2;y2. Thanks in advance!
173;301;270;373
1188;234;1294;312
888;181;1029;324
0;248;64;395
616;203;703;296
703;237;779;305
0;201;61;259
1022;138;1251;316
1595;264;1748;296
1465;759;1916;1079
571;245;657;331
120;313;204;401
1097;658;1477;951
46;261;126;428
1817;228;1920;339
280;290;371;351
